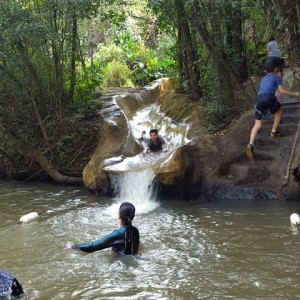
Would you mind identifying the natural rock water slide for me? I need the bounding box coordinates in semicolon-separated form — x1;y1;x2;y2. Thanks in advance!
83;70;300;201
82;79;193;197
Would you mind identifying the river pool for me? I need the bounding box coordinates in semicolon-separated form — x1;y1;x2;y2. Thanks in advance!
1;180;300;299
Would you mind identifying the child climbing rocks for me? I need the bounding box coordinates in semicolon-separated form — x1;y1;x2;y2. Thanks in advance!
247;62;299;159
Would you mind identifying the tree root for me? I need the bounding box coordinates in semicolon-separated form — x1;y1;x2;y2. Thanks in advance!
0;124;83;185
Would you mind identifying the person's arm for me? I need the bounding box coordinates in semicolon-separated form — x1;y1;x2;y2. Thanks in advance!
278;85;299;98
160;137;169;152
143;139;151;154
143;147;150;154
72;228;125;253
162;143;169;152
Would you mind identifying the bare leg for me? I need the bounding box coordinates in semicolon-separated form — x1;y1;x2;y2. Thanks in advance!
271;107;283;132
276;90;283;102
250;119;263;145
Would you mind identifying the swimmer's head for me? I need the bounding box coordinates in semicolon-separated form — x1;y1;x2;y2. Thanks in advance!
119;202;135;224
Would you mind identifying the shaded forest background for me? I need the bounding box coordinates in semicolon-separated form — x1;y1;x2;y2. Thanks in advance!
0;0;299;182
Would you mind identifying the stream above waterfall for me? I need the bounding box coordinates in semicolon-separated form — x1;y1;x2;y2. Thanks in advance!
102;102;190;174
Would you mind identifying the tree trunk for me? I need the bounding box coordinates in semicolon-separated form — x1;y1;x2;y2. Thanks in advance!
17;40;46;113
17;40;51;148
225;0;249;83
261;0;300;96
69;14;77;102
175;0;202;100
176;28;185;94
50;1;66;122
0;125;83;185
191;1;237;103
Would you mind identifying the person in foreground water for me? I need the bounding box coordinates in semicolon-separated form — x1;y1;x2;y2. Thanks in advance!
0;270;25;299
71;202;139;255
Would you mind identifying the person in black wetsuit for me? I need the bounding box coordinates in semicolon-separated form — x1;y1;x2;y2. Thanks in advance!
0;270;24;299
71;202;139;255
142;129;168;154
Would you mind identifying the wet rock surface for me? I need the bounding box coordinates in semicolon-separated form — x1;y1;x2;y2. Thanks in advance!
197;99;300;201
84;72;300;201
189;69;300;201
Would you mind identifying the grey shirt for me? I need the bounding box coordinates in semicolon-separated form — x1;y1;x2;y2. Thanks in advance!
267;40;281;57
146;137;166;151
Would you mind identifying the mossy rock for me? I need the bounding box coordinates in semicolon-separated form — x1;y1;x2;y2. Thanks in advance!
158;91;197;122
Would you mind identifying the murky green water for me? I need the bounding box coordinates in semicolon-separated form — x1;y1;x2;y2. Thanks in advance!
1;181;300;299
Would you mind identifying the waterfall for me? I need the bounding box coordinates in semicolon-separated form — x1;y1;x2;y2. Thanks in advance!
110;169;159;214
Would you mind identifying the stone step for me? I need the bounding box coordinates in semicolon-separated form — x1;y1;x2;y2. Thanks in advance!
260;124;298;137
255;138;277;147
212;70;299;199
281;101;299;107
280;105;299;115
221;162;276;185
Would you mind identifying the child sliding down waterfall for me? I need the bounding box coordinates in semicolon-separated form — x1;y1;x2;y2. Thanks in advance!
143;129;169;154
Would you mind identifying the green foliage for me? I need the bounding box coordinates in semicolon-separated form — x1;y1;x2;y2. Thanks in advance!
94;43;124;69
0;0;277;140
205;100;230;133
0;0;111;120
84;32;176;88
201;73;232;133
147;0;177;36
71;66;101;104
0;0;177;124
242;1;268;75
130;47;176;86
102;60;134;87
73;1;176;102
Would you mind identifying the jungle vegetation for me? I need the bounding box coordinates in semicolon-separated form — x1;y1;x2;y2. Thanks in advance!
0;0;299;180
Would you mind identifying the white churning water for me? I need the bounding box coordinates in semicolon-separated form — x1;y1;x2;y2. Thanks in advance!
129;104;190;148
104;88;190;216
109;169;159;215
